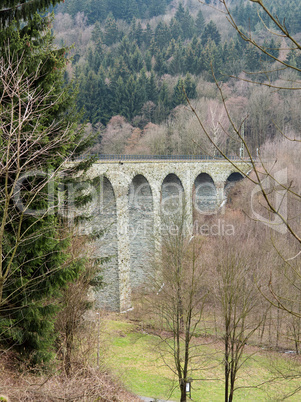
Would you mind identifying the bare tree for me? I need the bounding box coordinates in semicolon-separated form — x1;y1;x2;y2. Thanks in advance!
191;0;301;310
210;230;265;402
206;99;229;156
142;210;209;402
55;232;102;376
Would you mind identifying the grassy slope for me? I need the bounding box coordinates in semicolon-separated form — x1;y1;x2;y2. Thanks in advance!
102;316;301;401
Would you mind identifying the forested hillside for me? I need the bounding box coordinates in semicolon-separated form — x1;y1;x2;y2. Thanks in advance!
54;0;300;155
56;0;174;22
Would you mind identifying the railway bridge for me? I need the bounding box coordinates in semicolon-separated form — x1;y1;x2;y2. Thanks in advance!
79;155;251;312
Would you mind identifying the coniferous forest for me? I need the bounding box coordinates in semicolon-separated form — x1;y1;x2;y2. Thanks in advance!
52;0;300;157
0;1;301;401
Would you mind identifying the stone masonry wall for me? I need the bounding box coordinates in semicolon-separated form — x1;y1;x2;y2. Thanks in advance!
87;160;251;311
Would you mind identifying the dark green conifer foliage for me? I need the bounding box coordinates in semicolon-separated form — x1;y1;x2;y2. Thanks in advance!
202;39;223;81
245;43;261;71
92;21;103;52
0;0;60;28
185;46;196;74
126;0;139;22
201;21;221;45
184;74;197;99
155;21;170;49
0;1;94;364
173;77;187;106
175;3;186;25
155;81;170;121
138;67;148;102
125;75;145;119
170;18;183;40
169;44;184;75
104;13;120;45
143;23;153;46
149;0;167;17
182;8;195;39
135;21;143;46
144;51;152;71
147;71;158;103
195;10;205;36
130;47;144;72
110;75;127;115
175;3;194;39
154;51;168;75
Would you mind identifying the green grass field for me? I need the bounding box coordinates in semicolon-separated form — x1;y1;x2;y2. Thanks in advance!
101;316;301;401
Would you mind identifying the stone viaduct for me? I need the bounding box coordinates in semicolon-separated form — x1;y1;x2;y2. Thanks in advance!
80;156;251;312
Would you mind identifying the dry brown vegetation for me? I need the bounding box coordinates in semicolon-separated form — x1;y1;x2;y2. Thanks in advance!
0;349;140;402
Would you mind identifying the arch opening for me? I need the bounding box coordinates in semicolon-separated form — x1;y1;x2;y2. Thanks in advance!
193;173;217;216
225;172;244;196
161;174;184;219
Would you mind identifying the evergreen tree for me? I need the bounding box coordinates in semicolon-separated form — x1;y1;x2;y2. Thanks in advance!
110;75;127;115
104;13;120;46
112;56;131;79
202;39;223;81
138;68;148;106
245;43;261;71
0;0;61;28
135;21;144;46
184;74;197;99
181;8;195;39
159;81;170;107
155;81;170;121
170;18;183;40
0;1;93;364
130;47;144;72
195;10;205;36
147;71;158;103
87;0;108;24
92;21;103;52
155;21;170;49
185;46;196;74
144;51;152;71
175;3;186;25
149;0;167;17
201;21;221;45
110;0;127;20
143;23;153;46
129;18;137;43
126;0;139;22
171;42;185;74
125;74;145;119
154;51;168;75
174;3;194;39
173;77;187;106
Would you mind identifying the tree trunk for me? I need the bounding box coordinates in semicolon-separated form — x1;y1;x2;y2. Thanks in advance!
180;380;186;402
0;277;3;305
225;337;229;402
65;323;74;376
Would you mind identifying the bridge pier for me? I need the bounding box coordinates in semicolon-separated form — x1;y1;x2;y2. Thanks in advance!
151;182;162;275
182;175;194;234
215;181;226;207
115;192;132;312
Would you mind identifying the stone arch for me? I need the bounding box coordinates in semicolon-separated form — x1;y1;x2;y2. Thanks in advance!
93;176;119;311
193;173;217;216
225;172;244;196
161;173;185;220
128;175;154;291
